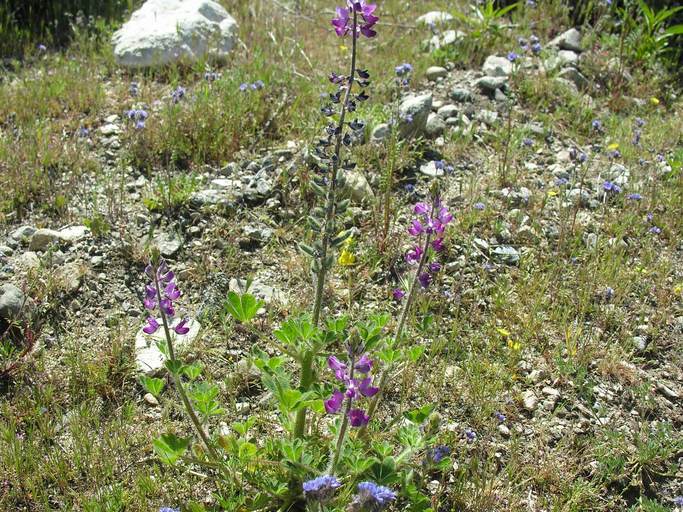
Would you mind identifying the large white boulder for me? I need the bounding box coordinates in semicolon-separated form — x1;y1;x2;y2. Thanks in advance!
112;0;238;68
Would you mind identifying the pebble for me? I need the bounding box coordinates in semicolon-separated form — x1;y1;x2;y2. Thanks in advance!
425;66;448;81
522;390;538;412
144;393;159;406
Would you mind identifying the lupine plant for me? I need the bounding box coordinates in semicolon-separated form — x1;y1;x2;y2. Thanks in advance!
297;0;378;440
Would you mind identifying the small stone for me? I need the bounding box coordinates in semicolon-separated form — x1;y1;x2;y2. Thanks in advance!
15;251;40;271
549;28;583;52
498;424;511;438
655;382;679;400
558;67;588;90
476;110;499;126
437;104;458;119
631;336;647;351
10;225;36;241
153;232;182;257
475;76;508;93
425;113;446;137
492;246;520;265
482;55;512;77
425;66;448;81
542;386;560;398
416;11;454;25
99;123;120;136
55;261;85;294
343;170;375;203
398;93;432;139
371;123;390;143
450;87;474;103
419;161;444;177
144;393;159;406
0;284;25;320
522;390;538;412
29;229;62;251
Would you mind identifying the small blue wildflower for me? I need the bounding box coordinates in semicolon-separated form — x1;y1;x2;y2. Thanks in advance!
603;181;621;193
239;83;249;92
395;63;413;76
648;226;661;235
531;42;542;54
434;160;445;170
402;113;413;124
77;127;89;138
126;109;148;129
252;80;265;90
404;183;415;193
465;428;477;443
673;496;683;507
171;86;186;104
37;44;47;52
626;193;643;200
591;119;603;131
634;117;645;127
656;154;665;162
522;138;534;147
426;445;451;464
495;411;506;423
204;71;220;82
474;202;486;211
608;149;621;159
647;212;654;221
555;177;568;186
303;475;341;503
577;152;588;163
507;51;519;62
530;35;540;44
351;482;397;510
632;130;641;146
159;508;179;512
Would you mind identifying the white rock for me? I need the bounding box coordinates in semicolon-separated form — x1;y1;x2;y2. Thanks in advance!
343;170;375;203
416;11;454;25
425;66;448;81
437;104;458;119
425;113;446;137
58;225;90;243
398;93;432;139
135;318;201;375
549;28;583;52
112;0;239;68
482;55;513;77
419;161;444;177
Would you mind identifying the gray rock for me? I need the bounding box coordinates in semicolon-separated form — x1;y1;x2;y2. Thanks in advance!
425;66;448;81
450;87;474;102
437;104;458;119
0;245;14;257
11;225;37;241
425;113;446;137
58;225;90;243
549;28;583;52
29;229;62;251
545;50;579;71
631;336;647;351
190;189;235;207
416;11;454;25
419;161;445;177
0;284;24;320
655;382;679;400
475;76;508;93
15;252;40;271
584;232;598;249
428;29;465;50
99;123;120;136
492;246;520;265
55;261;85;294
343;170;375;203
135;318;201;375
398;93;432;139
522;390;538;412
476;110;499;126
229;278;286;304
558;67;588;90
153;232;182;257
482;55;512;77
371;123;391;143
112;0;238;68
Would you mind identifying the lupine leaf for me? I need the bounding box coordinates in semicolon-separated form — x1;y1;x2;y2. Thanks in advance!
153;433;190;464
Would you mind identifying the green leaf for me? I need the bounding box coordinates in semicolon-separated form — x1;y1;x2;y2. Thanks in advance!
405;345;425;363
165;359;184;375
224;291;264;323
182;363;202;380
140;376;165;397
404;404;435;425
664;24;683;36
238;441;258;460
153;433;190;464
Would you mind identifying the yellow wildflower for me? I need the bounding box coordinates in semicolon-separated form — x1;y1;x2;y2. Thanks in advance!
607;143;619;151
338;248;356;267
507;339;521;351
650;97;660;105
496;327;511;337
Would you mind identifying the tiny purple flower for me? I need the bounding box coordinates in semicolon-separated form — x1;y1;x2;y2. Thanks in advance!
591;119;603;131
627;193;643;200
465;428;477;443
239;83;249;92
473;202;486;211
353;482;396;509
349;408;370;427
143;317;160;335
431;237;445;252
174;318;190;335
303;475;341;503
507;51;519;62
418;272;432;288
495;411;506;423
324;390;344;413
392;288;406;300
648;226;661;235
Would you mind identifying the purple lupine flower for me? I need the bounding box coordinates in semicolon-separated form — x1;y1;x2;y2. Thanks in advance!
325;390;344;413
349;408;370;427
408;219;424;236
418;272;432;288
507;51;519;62
495;411;506;423
429;262;442;273
171;86;185;103
414;202;430;215
355;354;373;373
591;119;603;131
392;288;406;300
431;237;445;252
522;138;534;147
405;245;424;264
143;317;160;335
332;0;379;39
303;475;341;503
174;317;190;335
159;298;175;317
351;482;396;510
627;193;643;200
474;202;486;210
325;351;377;427
648;226;661;234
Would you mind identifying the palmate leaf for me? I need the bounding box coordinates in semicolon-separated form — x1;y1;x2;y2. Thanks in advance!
153;433;190;464
224;291;264;323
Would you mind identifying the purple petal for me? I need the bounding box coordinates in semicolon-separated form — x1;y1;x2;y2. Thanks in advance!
324;390;344;414
143;317;160;335
174;318;190;335
355;355;373;373
358;377;379;397
348;408;370;427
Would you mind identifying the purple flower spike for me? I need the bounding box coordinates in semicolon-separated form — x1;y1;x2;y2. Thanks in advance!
328;356;348;380
174;318;190;335
354;482;396;509
429;262;442;273
413;202;430;215
418;272;432;288
392;288;406;300
431;237;445;252
143;317;160;335
349;408;370;427
165;282;180;300
325;390;344;414
408;219;424;236
405;245;424;264
159;298;175;317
